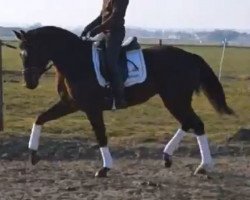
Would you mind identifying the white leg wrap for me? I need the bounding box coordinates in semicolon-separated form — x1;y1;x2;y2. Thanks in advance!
196;135;212;165
100;147;113;169
163;129;186;155
28;124;42;151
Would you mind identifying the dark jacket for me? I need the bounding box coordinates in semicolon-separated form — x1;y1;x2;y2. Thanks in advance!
84;0;129;34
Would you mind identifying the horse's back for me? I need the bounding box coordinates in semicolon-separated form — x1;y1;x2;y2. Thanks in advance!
142;45;202;96
143;45;199;70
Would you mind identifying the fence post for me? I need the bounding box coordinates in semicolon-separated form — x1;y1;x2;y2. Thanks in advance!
159;39;163;46
218;38;227;81
0;40;4;131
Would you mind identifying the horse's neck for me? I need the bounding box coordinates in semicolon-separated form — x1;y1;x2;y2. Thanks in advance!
50;40;95;81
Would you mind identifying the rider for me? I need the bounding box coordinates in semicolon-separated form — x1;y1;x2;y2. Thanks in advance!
81;0;129;108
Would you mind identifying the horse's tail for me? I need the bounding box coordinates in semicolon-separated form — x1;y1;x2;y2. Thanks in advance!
196;55;234;115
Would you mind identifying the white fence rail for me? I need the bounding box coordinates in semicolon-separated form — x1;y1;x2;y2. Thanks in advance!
137;37;250;48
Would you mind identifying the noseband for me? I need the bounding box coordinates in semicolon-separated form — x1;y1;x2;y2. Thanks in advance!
22;63;53;76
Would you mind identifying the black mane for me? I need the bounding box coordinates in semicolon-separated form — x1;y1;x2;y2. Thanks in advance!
26;26;93;48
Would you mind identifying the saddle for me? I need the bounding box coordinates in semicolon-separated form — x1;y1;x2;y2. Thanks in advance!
91;37;147;110
96;37;141;83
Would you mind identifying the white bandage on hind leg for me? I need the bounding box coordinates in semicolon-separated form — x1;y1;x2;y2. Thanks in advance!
163;129;186;155
100;147;113;169
28;124;42;151
196;135;212;165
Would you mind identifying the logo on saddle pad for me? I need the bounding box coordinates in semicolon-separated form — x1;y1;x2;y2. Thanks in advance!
92;37;147;87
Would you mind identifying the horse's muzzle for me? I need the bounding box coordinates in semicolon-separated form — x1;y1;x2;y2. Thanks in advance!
23;68;40;89
25;81;38;89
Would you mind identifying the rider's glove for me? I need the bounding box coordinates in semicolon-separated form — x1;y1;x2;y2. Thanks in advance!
89;26;101;37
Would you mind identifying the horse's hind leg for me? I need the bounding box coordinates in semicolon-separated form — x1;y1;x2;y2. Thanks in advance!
183;111;214;175
28;100;78;165
160;94;190;168
163;128;187;167
160;93;213;174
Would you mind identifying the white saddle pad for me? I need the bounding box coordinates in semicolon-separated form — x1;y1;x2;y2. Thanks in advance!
92;45;147;87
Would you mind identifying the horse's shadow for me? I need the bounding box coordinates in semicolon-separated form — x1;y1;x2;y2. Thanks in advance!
1;135;249;162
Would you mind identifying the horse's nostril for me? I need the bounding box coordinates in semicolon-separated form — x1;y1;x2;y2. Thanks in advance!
26;84;36;89
25;80;38;90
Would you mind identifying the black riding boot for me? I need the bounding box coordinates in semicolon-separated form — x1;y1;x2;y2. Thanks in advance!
104;29;127;109
112;74;127;109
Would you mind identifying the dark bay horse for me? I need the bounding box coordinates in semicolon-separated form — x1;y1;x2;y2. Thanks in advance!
13;26;233;177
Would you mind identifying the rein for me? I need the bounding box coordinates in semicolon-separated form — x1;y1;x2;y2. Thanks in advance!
41;63;53;74
23;63;53;75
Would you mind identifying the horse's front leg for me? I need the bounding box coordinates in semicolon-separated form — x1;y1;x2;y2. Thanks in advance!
29;100;78;165
85;109;112;178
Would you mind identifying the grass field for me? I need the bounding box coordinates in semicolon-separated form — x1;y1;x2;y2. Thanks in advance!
1;43;250;142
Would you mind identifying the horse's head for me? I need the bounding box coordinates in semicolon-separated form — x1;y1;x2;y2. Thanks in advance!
13;30;51;89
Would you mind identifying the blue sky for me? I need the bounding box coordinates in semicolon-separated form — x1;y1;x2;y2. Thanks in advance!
0;0;249;30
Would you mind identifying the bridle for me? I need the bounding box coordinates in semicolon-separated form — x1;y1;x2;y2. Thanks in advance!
19;39;54;76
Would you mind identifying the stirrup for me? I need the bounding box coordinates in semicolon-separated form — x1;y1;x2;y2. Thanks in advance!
114;98;127;109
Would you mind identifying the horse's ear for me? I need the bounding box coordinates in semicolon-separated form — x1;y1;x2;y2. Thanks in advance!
20;30;26;36
13;30;22;40
13;30;26;41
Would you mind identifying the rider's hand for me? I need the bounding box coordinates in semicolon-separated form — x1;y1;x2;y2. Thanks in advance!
89;27;101;37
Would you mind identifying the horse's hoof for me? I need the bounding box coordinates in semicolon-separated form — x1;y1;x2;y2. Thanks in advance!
95;167;110;178
30;150;41;165
163;153;172;168
194;167;207;175
194;163;214;175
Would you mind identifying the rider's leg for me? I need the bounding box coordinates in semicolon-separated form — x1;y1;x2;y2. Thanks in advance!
105;29;127;108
